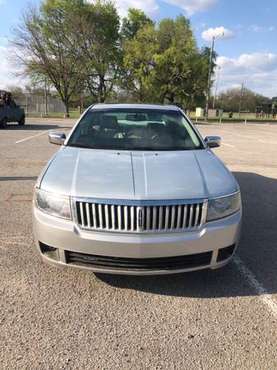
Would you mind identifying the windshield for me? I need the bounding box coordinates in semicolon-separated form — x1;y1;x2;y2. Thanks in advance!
67;108;203;151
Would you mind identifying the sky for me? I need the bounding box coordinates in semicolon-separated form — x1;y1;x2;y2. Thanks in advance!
1;0;277;97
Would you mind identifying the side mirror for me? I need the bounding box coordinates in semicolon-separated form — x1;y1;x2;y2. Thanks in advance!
204;136;221;148
48;131;66;145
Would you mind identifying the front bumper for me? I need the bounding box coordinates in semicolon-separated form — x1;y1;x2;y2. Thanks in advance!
33;207;242;275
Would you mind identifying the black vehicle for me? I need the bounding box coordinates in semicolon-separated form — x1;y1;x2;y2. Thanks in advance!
0;90;25;128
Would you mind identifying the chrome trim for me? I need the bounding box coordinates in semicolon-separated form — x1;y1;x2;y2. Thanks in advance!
73;197;207;206
73;198;208;234
208;190;241;201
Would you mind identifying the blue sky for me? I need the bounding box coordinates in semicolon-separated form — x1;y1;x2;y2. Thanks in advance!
1;0;277;97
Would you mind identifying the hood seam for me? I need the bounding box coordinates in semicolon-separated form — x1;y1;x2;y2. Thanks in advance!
194;151;210;198
130;152;136;197
71;149;80;197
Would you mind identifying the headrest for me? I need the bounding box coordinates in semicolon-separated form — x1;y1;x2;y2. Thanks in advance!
101;115;119;129
147;122;165;131
126;113;146;122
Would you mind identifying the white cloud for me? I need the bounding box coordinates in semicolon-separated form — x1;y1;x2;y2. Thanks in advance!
202;26;234;42
98;0;218;16
249;25;275;33
164;0;217;15
89;0;159;17
216;53;277;97
0;45;26;90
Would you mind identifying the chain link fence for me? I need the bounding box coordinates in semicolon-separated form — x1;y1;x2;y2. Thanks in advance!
15;93;66;116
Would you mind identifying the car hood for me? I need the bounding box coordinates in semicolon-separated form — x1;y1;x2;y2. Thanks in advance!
40;147;239;200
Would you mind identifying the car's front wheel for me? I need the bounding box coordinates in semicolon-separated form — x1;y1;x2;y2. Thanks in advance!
0;118;7;129
18;115;25;126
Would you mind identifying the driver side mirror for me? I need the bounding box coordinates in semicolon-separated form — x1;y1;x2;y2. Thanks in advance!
48;131;66;145
204;136;221;148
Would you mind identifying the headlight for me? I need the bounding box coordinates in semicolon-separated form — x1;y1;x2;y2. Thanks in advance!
207;192;241;222
35;189;72;220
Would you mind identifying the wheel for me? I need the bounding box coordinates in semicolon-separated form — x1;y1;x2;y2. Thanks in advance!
0;118;7;129
18;115;25;126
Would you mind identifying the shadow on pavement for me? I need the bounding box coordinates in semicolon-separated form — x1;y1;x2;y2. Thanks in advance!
0;176;38;182
97;172;277;298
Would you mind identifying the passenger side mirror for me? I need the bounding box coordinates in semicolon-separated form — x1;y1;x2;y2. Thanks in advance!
48;131;66;145
204;136;221;148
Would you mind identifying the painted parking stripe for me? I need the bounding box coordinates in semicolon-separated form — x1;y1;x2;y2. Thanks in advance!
222;143;235;148
16;130;50;144
234;256;277;318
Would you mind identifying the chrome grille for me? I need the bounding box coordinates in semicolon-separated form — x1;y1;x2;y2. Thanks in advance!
74;200;207;233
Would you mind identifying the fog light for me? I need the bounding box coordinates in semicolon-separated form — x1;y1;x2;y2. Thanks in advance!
217;245;236;262
39;242;59;261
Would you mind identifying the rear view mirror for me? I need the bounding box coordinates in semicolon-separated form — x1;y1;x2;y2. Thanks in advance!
48;131;66;145
204;136;221;148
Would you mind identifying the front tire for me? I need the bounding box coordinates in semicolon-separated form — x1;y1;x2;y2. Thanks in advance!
18;115;25;126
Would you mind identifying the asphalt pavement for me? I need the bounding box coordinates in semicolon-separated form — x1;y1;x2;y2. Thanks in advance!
0;119;276;369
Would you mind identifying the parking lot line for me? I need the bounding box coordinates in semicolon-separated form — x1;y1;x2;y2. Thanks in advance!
222;143;235;148
15;130;50;144
234;256;277;318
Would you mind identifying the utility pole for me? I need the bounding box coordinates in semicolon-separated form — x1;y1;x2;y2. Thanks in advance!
238;83;244;118
44;79;48;116
205;36;215;120
213;66;221;109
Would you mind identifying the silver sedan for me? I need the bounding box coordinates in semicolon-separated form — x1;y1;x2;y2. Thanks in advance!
33;104;242;275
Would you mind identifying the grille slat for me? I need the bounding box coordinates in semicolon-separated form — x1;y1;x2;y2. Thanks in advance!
131;206;135;231
152;206;157;230
146;207;151;230
80;202;85;227
165;206;170;229
182;205;187;229
124;206;128;231
158;206;163;230
86;203;91;228
111;205;115;230
171;206;176;230
92;204;97;228
177;205;182;229
75;200;206;233
195;204;200;226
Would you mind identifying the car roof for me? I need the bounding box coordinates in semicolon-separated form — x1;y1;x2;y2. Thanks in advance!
90;103;181;111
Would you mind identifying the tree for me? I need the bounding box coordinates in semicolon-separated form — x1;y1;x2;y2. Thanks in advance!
154;17;213;107
123;24;159;102
121;8;154;40
12;0;121;113
76;0;121;103
12;0;85;116
123;15;214;108
216;87;271;112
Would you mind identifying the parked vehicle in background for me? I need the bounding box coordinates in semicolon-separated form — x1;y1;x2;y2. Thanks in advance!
0;90;25;128
33;104;242;275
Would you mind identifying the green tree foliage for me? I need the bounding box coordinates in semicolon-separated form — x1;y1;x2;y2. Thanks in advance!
13;2;217;110
121;8;154;40
123;24;159;102
123;16;214;108
76;0;121;103
12;0;85;115
12;0;121;112
216;87;271;113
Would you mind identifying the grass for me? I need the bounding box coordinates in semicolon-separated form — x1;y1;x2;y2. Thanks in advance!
190;112;277;123
27;110;277;123
27;110;81;119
